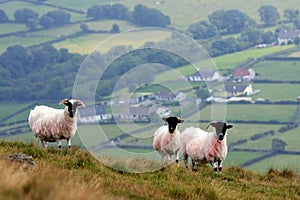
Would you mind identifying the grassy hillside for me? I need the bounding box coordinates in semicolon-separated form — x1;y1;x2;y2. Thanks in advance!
0;140;299;200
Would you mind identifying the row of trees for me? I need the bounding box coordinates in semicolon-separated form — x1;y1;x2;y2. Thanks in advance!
0;42;188;101
188;5;300;40
0;3;170;29
0;44;82;100
86;4;170;28
0;8;71;29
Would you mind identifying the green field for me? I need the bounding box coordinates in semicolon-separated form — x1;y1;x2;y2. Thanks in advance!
253;83;300;101
54;29;172;54
246;154;300;173
189;104;297;123
212;45;294;70
240;127;300;151
253;60;300;81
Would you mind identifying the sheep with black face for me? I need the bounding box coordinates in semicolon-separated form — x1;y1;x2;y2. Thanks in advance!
28;98;85;149
153;116;184;164
180;121;233;173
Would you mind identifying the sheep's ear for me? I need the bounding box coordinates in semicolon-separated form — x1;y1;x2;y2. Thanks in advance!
177;117;184;123
162;116;169;121
206;121;217;130
76;100;86;108
226;124;233;129
57;98;69;106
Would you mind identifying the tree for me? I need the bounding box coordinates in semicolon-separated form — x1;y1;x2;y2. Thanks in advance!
45;76;64;100
222;9;250;34
87;5;105;19
39;15;54;28
188;20;218;39
208;10;225;31
208;9;252;34
132;4;170;27
294;37;300;45
294;16;300;29
14;8;39;23
0;45;33;78
26;18;39;30
111;23;120;33
284;9;299;22
80;23;89;32
258;5;280;26
86;4;130;20
0;9;8;23
46;10;70;26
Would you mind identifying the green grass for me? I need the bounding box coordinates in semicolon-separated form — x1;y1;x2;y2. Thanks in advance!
225;151;265;166
253;60;300;81
240;127;300;151
227;123;282;143
0;23;27;34
84;20;138;32
1;1;85;22
48;0;116;9
212;45;294;70
0;36;51;53
194;104;297;122
246;154;300;173
253;83;300;101
54;29;172;54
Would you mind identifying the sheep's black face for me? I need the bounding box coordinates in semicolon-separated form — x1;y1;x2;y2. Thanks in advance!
66;101;80;118
59;98;85;118
210;122;233;141
164;117;184;134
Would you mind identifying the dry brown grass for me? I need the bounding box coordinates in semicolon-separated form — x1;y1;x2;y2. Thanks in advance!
0;141;299;200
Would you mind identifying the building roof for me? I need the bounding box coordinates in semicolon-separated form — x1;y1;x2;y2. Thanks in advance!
189;68;216;79
225;84;248;93
234;68;251;78
156;90;176;98
128;107;150;115
278;30;300;39
79;104;106;117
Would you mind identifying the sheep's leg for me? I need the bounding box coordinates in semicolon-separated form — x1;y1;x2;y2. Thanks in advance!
210;161;218;173
56;139;62;149
217;160;223;173
41;140;47;149
183;153;189;169
175;151;180;165
192;159;197;172
67;138;71;148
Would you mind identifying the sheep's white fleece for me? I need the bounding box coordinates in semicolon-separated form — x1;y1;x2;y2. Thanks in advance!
153;126;180;162
180;127;227;163
28;105;77;141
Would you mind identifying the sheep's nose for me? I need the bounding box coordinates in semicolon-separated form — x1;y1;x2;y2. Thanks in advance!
169;127;175;133
218;134;224;140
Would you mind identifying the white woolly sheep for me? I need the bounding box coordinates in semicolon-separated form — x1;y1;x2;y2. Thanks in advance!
153;116;184;164
28;98;86;149
180;121;233;173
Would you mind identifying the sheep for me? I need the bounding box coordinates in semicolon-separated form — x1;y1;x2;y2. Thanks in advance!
28;98;86;149
180;121;233;173
153;116;184;164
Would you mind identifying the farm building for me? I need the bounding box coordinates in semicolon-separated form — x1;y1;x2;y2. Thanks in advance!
233;68;255;81
187;68;222;82
114;106;151;122
224;83;254;97
277;30;300;45
79;104;111;123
